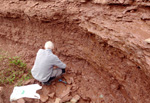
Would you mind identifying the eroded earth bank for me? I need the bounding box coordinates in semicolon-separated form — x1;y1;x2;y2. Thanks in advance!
0;0;150;103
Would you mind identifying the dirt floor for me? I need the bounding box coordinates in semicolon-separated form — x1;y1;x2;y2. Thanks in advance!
0;0;150;103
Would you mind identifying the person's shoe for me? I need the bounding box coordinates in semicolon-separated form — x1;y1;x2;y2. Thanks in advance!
62;69;65;74
42;82;51;86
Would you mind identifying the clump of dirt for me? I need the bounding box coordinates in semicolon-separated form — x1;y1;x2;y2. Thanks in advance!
0;0;150;103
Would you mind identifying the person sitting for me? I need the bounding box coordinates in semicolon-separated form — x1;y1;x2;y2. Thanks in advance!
31;41;66;85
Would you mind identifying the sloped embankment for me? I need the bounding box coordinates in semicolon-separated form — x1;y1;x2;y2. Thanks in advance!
0;0;150;103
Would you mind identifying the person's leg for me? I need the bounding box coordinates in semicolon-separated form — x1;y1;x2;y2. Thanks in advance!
50;68;63;77
42;68;65;85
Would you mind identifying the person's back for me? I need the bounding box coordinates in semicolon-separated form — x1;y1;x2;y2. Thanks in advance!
31;41;66;85
31;49;54;82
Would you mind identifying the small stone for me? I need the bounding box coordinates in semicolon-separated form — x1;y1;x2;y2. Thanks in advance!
93;0;109;4
80;0;86;2
17;98;25;103
40;94;49;102
54;98;61;103
47;99;55;103
48;92;55;98
67;40;74;44
0;87;3;90
0;87;3;93
118;0;124;3
70;95;80;103
60;95;72;103
67;0;74;2
99;94;104;98
145;38;150;43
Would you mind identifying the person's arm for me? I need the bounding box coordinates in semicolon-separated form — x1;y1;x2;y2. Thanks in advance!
53;55;66;69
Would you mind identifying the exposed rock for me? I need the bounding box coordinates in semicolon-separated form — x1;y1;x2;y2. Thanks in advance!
48;92;55;98
0;87;3;93
56;83;67;97
54;98;61;103
80;0;86;3
67;0;74;2
123;0;133;4
92;0;133;5
17;98;25;103
67;0;86;2
145;38;150;44
47;99;55;103
137;2;150;6
141;14;150;20
99;94;104;98
92;0;109;4
60;95;72;103
70;95;80;103
40;94;49;102
42;86;50;95
123;6;138;14
118;0;124;3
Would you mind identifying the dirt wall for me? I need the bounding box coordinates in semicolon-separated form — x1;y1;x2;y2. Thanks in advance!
0;0;150;103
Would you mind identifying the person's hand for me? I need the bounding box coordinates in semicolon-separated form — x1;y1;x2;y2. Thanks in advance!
53;66;58;69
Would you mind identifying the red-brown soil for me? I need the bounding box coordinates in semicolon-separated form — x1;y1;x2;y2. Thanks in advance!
0;0;150;103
